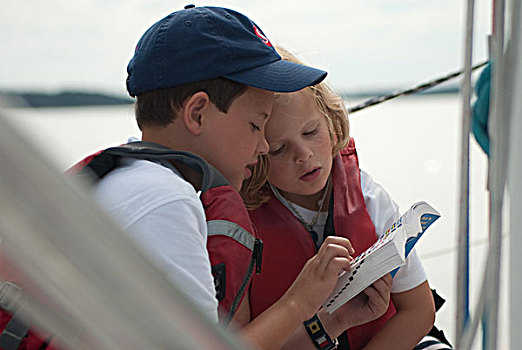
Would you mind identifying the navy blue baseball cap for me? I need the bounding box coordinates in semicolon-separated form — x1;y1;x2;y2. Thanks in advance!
126;5;327;97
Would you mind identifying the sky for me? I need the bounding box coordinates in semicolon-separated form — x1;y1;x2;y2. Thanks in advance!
1;0;493;96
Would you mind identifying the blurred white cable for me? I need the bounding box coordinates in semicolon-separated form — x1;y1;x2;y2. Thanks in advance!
0;110;250;350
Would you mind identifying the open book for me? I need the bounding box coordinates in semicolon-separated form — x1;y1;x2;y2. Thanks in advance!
323;201;440;314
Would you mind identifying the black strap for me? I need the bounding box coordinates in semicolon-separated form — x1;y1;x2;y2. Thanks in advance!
0;314;31;350
323;192;353;350
428;290;452;347
336;332;350;350
78;141;229;192
432;289;446;312
222;238;263;326
0;282;30;350
323;190;336;240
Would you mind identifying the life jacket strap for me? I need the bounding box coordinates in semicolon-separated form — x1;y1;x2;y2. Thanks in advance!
0;282;30;350
224;238;262;323
207;220;263;325
0;315;31;350
207;220;256;250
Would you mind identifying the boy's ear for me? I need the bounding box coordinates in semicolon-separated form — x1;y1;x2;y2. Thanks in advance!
182;91;210;135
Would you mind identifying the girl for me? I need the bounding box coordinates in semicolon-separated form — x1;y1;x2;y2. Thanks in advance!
241;47;436;350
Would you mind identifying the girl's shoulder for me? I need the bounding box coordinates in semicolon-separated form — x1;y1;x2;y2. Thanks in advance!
359;170;400;238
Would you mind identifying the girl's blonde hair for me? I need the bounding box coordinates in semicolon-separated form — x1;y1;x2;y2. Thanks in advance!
240;46;350;209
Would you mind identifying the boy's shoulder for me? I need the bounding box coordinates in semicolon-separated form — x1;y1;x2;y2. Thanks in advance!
96;159;199;207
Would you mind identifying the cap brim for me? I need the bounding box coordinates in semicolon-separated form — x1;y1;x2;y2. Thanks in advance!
224;59;327;93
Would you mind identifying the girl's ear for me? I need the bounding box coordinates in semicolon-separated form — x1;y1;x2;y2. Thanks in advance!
182;91;210;136
329;125;339;154
332;132;339;149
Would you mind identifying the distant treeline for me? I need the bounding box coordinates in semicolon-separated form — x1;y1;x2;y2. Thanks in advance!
0;91;134;108
0;86;458;108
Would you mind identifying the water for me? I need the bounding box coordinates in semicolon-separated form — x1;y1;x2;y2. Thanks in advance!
1;95;510;349
2;104;140;170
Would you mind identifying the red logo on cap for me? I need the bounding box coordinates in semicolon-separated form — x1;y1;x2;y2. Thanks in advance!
253;25;272;47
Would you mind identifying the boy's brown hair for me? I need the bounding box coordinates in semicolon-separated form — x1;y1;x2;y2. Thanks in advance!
135;78;247;130
241;47;350;209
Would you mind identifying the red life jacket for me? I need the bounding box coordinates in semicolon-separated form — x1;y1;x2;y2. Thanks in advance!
248;138;396;350
72;142;262;323
0;142;260;348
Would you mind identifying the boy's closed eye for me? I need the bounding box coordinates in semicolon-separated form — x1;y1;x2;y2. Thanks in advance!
250;122;261;132
269;144;285;156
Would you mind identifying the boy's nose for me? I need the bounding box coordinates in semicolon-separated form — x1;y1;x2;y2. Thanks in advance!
257;135;269;155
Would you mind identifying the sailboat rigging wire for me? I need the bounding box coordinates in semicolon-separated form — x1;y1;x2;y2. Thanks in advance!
455;0;476;347
347;61;488;114
484;0;507;349
459;262;488;350
507;1;522;347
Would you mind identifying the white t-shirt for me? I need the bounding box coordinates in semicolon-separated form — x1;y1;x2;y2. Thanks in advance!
289;170;427;293
94;158;219;323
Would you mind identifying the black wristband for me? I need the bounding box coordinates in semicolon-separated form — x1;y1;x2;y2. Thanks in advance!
303;314;338;350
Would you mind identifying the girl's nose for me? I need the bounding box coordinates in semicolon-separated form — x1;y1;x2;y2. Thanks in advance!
295;145;312;164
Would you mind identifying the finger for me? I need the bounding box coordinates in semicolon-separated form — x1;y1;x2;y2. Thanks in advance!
374;274;393;291
364;276;392;301
370;279;389;296
362;284;388;307
320;236;355;255
324;256;352;278
316;243;352;273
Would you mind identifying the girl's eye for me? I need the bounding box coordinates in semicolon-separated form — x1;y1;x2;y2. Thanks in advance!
251;123;260;132
303;128;318;136
269;145;285;156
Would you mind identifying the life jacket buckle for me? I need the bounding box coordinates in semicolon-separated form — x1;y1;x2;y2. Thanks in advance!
0;282;24;312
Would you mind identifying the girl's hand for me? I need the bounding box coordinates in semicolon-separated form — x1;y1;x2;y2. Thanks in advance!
280;236;354;321
333;274;392;329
